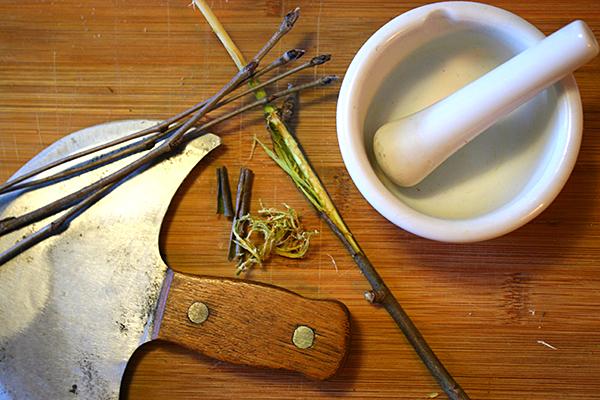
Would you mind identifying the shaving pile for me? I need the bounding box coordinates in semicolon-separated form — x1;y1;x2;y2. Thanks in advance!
233;204;318;274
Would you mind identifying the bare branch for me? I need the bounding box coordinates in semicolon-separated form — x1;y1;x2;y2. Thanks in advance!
0;63;254;237
0;51;316;195
0;75;338;238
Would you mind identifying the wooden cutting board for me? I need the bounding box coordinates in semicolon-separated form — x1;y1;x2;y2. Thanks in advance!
1;1;599;398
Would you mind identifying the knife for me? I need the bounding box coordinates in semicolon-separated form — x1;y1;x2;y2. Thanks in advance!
0;120;351;400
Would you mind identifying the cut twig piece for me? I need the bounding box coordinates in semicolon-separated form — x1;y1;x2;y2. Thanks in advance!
216;167;224;214
235;168;254;259
220;167;234;218
253;48;305;80
218;166;234;217
227;167;254;261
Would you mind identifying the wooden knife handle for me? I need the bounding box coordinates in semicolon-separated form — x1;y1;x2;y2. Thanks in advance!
153;270;351;380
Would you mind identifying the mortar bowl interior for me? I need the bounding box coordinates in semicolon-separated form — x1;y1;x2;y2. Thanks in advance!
336;1;582;242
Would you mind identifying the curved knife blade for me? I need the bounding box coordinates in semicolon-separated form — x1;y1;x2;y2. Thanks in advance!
0;120;220;399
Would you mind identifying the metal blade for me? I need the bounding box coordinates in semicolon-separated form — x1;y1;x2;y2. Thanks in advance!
0;120;220;400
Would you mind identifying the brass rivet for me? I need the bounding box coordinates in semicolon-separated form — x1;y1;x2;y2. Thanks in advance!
187;302;209;324
292;325;315;349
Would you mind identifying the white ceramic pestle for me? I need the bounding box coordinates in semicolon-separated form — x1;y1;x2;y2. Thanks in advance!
373;20;599;187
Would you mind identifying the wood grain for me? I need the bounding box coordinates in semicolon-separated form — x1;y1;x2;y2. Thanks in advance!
1;0;599;399
155;270;351;380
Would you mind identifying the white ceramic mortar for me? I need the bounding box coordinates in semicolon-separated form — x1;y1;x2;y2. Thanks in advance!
336;1;585;242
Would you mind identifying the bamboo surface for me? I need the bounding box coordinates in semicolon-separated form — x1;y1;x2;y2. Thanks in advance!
1;1;600;399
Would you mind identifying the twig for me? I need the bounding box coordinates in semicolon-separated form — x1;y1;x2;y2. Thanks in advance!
216;166;234;217
228;167;254;260
5;130;167;194
0;124;163;195
0;63;255;238
320;212;469;399
0;49;306;196
0;184;113;265
216;167;224;214
1;56;327;196
0;74;336;238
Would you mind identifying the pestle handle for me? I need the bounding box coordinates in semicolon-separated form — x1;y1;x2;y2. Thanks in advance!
374;20;599;187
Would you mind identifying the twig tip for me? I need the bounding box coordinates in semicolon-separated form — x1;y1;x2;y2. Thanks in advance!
320;75;339;86
285;48;306;62
311;54;331;66
282;7;301;31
